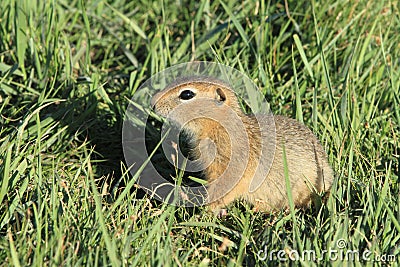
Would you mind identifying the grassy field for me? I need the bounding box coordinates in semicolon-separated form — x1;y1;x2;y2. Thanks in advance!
0;0;399;266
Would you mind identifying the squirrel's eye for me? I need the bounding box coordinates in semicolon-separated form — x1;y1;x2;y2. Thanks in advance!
179;90;196;100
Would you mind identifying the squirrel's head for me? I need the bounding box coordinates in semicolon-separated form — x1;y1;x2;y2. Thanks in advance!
151;77;243;123
150;76;250;172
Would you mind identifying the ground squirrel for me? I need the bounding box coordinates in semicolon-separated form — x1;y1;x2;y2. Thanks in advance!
151;76;334;212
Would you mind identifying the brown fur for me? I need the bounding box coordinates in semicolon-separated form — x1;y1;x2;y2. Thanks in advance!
151;78;334;212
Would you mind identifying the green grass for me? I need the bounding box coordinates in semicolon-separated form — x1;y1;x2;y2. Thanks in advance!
0;0;399;265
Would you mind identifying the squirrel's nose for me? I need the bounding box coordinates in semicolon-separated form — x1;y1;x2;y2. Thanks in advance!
150;92;162;109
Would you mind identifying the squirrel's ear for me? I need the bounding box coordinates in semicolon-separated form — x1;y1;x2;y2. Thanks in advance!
215;88;226;103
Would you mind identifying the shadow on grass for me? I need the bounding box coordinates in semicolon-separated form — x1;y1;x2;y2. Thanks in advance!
42;79;148;200
46;78;205;204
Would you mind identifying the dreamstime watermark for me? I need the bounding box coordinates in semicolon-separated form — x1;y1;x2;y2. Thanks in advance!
257;239;396;263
